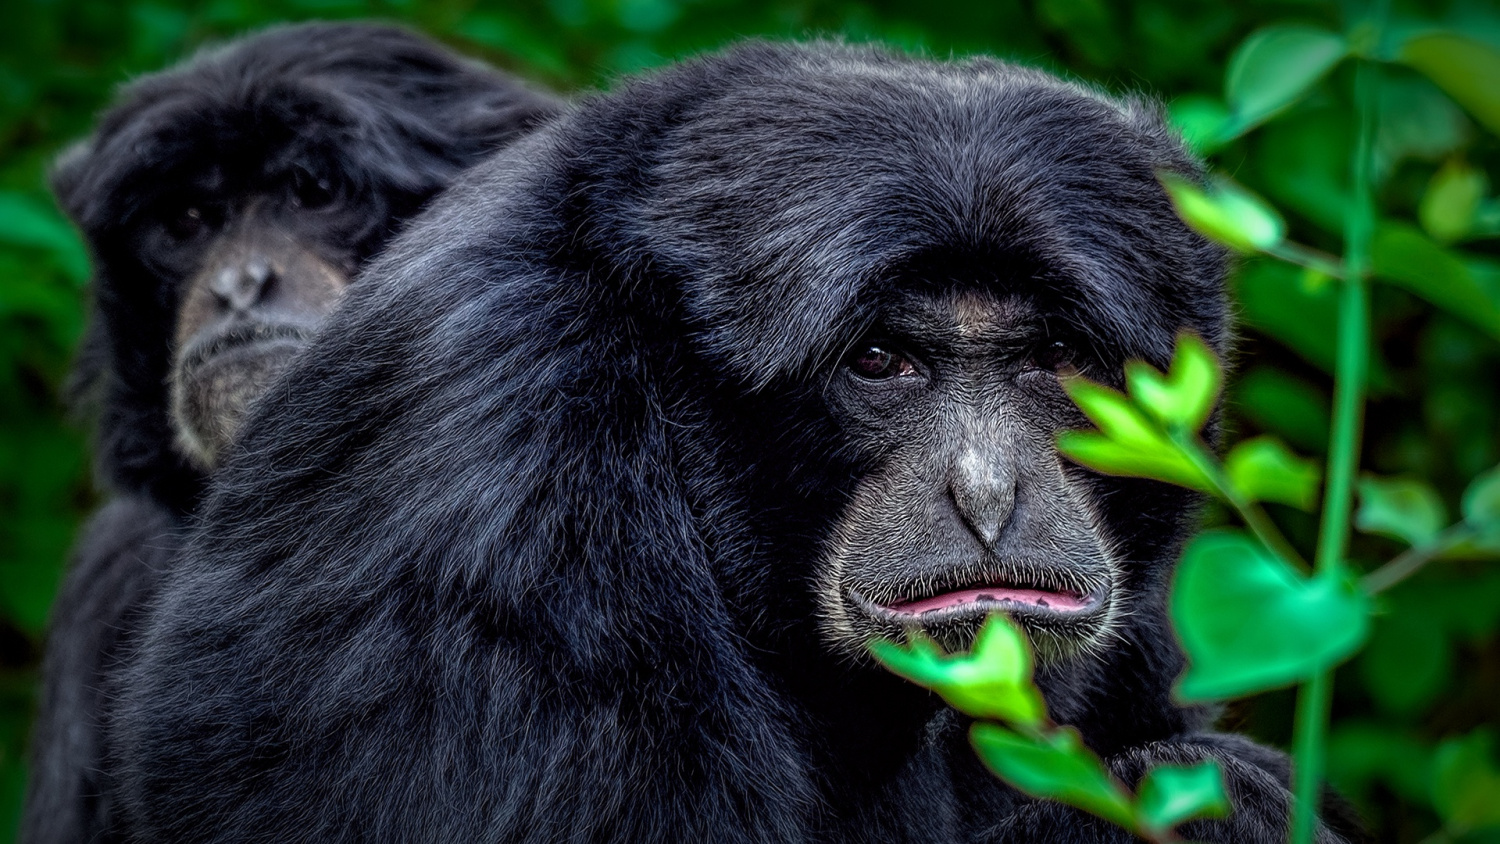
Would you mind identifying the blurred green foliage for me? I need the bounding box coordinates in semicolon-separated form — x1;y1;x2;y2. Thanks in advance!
1;0;1497;840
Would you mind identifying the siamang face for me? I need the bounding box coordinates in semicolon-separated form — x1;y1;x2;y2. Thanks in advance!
137;157;368;469
817;286;1119;663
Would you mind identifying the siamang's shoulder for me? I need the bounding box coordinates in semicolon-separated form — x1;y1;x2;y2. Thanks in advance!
23;498;179;844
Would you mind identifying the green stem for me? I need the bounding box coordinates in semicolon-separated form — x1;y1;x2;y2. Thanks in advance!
1290;18;1382;844
1290;671;1334;844
1265;241;1346;280
1362;524;1476;594
1177;436;1309;570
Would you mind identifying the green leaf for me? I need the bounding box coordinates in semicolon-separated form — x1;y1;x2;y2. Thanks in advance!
0;191;89;283
1462;464;1500;527
1225;25;1347;130
970;724;1137;832
1378;74;1474;171
869;615;1046;728
1400;33;1500;136
1255;111;1354;234
1358;611;1451;716
1169;95;1232;153
1224;436;1321;510
1124;333;1221;433
1160;173;1285;253
1063;378;1159;445
1356;476;1447;547
1056;431;1211;492
1057;360;1217;492
1432;729;1500;833
1233;259;1395;392
1173;531;1371;701
1420;160;1488;243
1135;761;1231;835
1327;724;1434;806
1371;223;1500;340
1230;368;1330;454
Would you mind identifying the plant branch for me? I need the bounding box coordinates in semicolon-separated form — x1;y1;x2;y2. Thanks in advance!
1175;433;1310;571
1291;7;1384;840
1362;525;1477;594
1266;241;1346;279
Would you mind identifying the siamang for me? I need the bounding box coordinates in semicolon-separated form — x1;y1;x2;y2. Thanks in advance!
23;23;561;844
113;41;1360;842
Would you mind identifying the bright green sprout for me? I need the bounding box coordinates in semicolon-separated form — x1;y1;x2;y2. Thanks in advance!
868;614;1044;729
872;615;1231;842
1159;173;1285;253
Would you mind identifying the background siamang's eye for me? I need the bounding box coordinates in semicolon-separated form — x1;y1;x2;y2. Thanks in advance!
164;206;208;242
848;345;916;380
291;167;336;210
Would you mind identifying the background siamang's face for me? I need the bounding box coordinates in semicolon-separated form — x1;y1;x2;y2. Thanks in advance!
817;285;1120;663
126;146;375;469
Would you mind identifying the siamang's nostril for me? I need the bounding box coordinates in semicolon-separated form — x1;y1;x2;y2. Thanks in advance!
211;256;276;311
950;448;1017;550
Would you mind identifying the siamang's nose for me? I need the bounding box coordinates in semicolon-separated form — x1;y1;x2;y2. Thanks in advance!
211;256;276;312
950;447;1018;550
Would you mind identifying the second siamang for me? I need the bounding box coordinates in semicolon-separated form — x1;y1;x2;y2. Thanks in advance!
22;23;561;844
114;41;1359;842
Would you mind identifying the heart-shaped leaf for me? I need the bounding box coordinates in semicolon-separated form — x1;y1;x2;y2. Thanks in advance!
1420;160;1488;244
1224;436;1321;510
1125;333;1221;433
1063;378;1159;445
1432;729;1500;833
870;615;1046;729
1058;375;1212;491
1225;25;1347;130
970;724;1137;832
1173;531;1371;701
1356;476;1447;547
1400;33;1500;136
1160;173;1285;253
1462;464;1500;528
1135;761;1231;835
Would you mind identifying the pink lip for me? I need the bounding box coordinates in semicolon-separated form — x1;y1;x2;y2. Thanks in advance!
887;586;1091;615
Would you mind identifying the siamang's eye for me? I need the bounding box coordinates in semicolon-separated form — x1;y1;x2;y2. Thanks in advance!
847;345;917;380
164;206;209;241
1031;339;1075;372
291;167;336;210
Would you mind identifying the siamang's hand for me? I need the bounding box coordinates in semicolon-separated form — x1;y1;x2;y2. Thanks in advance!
986;733;1363;844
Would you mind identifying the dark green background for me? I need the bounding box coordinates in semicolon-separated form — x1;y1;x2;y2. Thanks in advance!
1;0;1497;841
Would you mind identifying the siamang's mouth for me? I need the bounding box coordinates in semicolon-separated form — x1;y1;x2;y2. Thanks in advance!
848;565;1110;637
178;322;311;374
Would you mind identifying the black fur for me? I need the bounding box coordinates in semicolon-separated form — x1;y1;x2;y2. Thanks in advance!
115;41;1357;842
24;23;562;844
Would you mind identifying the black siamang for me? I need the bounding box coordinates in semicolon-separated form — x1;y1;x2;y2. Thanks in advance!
114;41;1358;842
23;23;561;844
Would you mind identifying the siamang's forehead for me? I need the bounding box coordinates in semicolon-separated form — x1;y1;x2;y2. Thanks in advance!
645;53;1219;390
881;289;1043;347
77;91;349;222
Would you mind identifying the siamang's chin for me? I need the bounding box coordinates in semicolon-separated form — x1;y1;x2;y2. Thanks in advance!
170;324;310;469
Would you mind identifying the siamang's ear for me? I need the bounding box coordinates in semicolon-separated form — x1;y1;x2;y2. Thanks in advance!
49;139;96;225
